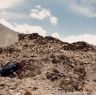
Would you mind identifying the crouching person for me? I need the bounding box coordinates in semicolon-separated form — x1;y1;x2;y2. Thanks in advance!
0;62;19;76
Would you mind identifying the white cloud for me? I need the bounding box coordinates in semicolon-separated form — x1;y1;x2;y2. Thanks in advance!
1;19;96;45
52;32;60;39
30;5;58;26
36;5;42;9
68;0;96;17
0;19;47;36
0;10;28;21
30;8;51;20
0;19;15;29
50;16;58;26
51;32;96;45
63;34;96;45
14;24;47;36
0;0;22;9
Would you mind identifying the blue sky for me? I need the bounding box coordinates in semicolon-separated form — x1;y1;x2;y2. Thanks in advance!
0;0;96;44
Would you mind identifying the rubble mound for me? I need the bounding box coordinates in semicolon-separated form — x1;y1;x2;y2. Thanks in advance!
0;33;96;95
16;59;43;78
46;54;86;92
63;41;94;51
18;33;43;41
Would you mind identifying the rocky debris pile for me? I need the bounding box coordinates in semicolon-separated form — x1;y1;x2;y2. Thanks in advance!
15;59;43;78
46;54;86;92
62;41;95;51
18;33;95;51
4;45;20;54
0;33;96;95
18;33;66;45
18;33;43;41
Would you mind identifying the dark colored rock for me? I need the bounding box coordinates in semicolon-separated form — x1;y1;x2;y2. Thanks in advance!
18;33;42;41
32;87;38;91
28;33;39;39
18;33;26;41
0;48;3;54
52;58;60;64
46;69;63;81
24;91;32;95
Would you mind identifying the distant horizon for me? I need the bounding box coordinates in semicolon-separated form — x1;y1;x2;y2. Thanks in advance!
0;0;96;45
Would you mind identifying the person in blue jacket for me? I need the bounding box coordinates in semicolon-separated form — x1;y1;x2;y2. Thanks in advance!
0;62;18;76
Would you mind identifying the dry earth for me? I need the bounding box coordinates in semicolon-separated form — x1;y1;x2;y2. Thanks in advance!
0;33;96;95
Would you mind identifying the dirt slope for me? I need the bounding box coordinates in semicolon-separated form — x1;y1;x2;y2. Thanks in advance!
0;33;96;95
0;24;18;47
